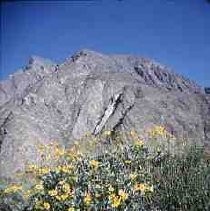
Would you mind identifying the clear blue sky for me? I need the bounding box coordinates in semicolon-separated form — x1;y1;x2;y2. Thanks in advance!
1;0;210;86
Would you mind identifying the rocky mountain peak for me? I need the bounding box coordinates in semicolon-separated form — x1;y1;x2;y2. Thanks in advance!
62;49;107;66
60;49;202;94
0;56;57;107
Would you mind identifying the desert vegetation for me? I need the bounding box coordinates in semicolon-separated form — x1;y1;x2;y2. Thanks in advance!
1;126;210;210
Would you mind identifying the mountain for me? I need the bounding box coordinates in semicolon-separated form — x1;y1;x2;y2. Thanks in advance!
0;49;209;179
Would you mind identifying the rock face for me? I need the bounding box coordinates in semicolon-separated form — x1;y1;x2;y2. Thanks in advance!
0;49;209;179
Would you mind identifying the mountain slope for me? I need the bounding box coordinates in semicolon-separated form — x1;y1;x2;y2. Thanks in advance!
0;49;209;179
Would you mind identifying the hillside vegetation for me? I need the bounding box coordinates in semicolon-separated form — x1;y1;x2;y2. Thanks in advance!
1;126;210;210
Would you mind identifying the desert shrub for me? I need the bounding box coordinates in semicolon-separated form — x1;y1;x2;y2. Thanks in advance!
1;126;210;211
151;145;210;210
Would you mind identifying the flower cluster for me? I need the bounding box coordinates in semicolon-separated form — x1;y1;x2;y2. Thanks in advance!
4;184;22;194
1;128;209;211
2;131;155;210
148;125;174;139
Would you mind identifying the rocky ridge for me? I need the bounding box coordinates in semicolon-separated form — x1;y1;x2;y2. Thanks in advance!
0;49;209;179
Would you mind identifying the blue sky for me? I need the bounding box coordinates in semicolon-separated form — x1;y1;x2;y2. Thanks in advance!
1;0;210;86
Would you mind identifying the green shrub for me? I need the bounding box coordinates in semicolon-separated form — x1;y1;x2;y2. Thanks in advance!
151;146;210;210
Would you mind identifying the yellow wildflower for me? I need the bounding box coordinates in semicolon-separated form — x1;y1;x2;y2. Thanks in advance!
43;202;50;210
109;194;121;208
35;200;50;210
129;173;137;180
112;197;121;208
45;154;51;161
56;194;69;201
118;189;128;201
68;208;75;211
58;180;65;185
54;145;65;157
134;183;146;192
48;189;58;197
56;181;74;198
125;160;132;164
37;144;45;152
90;159;100;169
37;167;50;176
84;193;92;206
34;183;44;191
104;130;111;136
23;189;32;199
134;183;154;194
149;185;154;192
26;164;38;173
108;185;114;192
134;139;144;147
35;200;42;209
62;183;71;193
4;184;22;194
67;147;83;160
55;165;73;173
148;125;169;138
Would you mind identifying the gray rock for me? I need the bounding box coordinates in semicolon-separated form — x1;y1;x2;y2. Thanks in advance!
0;49;209;179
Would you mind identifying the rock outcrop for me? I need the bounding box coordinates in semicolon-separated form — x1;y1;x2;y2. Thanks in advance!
0;49;209;179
